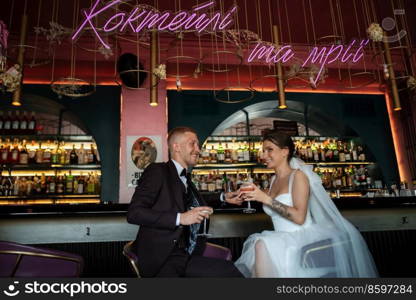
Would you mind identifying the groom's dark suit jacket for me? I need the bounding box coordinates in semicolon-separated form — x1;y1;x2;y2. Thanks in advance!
127;160;221;277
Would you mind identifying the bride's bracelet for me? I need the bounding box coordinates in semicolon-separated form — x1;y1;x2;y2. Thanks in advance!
271;199;291;219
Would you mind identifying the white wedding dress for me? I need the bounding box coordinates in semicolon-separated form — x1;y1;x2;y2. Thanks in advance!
235;158;378;278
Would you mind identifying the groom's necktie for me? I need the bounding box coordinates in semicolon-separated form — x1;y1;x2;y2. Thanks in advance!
180;169;200;254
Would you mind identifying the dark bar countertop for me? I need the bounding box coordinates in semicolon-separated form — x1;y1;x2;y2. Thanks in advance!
1;196;416;217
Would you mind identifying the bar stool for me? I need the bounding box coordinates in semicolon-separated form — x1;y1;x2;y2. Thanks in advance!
0;240;84;277
300;238;343;277
123;241;232;277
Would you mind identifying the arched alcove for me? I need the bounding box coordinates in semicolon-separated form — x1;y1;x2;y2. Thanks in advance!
211;100;357;137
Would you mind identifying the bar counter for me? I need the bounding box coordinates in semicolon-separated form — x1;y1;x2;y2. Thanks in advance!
1;196;416;244
1;196;415;277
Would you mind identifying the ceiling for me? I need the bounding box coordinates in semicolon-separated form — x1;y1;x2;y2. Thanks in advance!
1;0;415;91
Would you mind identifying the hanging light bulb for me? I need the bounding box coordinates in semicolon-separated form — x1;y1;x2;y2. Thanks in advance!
383;64;390;80
12;88;22;106
149;29;159;107
176;78;182;92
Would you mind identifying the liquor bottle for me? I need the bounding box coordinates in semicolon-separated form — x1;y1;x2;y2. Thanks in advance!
344;144;351;162
42;140;51;163
217;143;225;163
13;176;20;196
320;144;326;162
87;173;96;194
207;173;216;192
77;175;84;194
338;142;346;162
20;111;28;135
33;174;41;195
11;111;20;135
10;139;20;164
243;142;250;162
70;145;78;164
209;145;217;164
215;172;223;192
35;142;43;164
333;140;339;162
59;147;66;165
19;140;29;164
312;143;319;162
28;111;37;135
92;144;99;164
341;168;347;188
358;145;366;162
350;142;357;161
302;141;308;162
48;176;56;194
200;175;208;192
257;146;263;164
1;138;10;164
3;111;12;134
250;144;258;163
40;173;47;194
94;173;101;194
56;176;64;194
261;174;270;190
78;144;86;164
19;177;27;196
0;141;4;164
346;166;353;188
237;143;245;163
201;146;209;164
306;141;313;162
365;168;372;188
25;176;33;196
0;111;4;135
66;171;74;194
51;144;58;164
28;140;37;164
224;143;232;164
231;144;239;163
325;139;333;162
87;144;94;164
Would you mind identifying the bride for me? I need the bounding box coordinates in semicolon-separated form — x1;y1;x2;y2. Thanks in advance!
234;131;378;277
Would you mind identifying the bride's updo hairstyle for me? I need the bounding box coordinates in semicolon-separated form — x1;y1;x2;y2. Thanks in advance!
262;130;295;162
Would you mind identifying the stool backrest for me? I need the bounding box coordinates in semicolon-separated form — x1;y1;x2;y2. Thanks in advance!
0;241;83;277
122;241;141;277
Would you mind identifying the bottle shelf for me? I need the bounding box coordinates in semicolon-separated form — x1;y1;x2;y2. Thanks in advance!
0;135;96;143
193;161;374;170
1;163;101;171
0;194;100;200
205;135;362;142
196;189;378;198
0;195;100;205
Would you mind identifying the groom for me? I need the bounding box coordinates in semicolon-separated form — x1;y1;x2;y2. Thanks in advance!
127;127;243;277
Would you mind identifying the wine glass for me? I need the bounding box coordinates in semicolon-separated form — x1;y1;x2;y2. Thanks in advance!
241;182;256;213
196;209;213;237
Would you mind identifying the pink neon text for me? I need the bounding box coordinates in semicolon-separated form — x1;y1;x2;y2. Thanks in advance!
247;39;369;85
72;0;238;49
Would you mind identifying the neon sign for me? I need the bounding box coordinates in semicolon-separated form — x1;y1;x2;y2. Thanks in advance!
72;0;238;49
71;1;369;85
248;39;370;86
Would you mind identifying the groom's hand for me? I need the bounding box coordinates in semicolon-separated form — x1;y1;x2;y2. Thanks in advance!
224;191;243;206
179;206;213;225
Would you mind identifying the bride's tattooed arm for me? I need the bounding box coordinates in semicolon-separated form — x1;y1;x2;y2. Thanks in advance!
271;199;291;219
